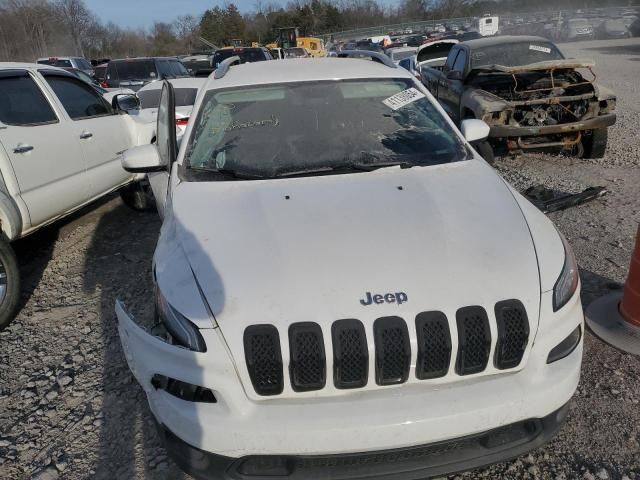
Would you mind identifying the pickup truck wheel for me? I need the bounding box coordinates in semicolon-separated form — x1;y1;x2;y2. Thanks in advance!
582;129;608;159
120;181;155;212
473;140;495;165
0;236;20;331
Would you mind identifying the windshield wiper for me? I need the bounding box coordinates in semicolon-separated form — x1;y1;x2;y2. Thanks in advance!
274;161;414;178
188;166;266;180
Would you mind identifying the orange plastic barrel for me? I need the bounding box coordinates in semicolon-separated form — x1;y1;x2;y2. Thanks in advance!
620;226;640;327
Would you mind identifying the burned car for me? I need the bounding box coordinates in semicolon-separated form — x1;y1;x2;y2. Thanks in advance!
421;36;616;162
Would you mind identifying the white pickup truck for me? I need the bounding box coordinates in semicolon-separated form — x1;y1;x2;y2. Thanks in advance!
0;63;152;329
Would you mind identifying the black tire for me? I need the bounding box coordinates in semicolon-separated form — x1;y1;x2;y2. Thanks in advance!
582;128;608;159
0;235;20;331
473;140;495;165
120;181;155;212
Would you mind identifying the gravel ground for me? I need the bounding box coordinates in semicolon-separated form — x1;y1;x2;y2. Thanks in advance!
1;38;640;480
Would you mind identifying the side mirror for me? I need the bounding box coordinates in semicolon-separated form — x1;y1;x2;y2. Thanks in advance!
446;70;464;81
121;144;166;173
112;94;140;113
460;119;490;143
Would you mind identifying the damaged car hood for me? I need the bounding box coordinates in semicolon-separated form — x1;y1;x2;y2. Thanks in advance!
168;160;541;339
470;58;595;75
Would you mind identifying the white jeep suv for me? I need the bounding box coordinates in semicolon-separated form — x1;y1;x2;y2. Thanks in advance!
117;53;583;479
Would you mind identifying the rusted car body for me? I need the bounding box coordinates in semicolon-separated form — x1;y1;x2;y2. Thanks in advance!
421;36;616;159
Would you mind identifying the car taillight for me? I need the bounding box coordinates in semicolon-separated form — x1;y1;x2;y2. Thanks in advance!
100;81;108;88
175;118;189;126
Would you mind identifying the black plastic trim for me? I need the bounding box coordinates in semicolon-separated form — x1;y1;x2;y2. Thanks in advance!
415;311;452;379
243;325;284;396
494;300;530;370
455;306;491;376
288;322;326;392
332;319;369;389
373;316;411;386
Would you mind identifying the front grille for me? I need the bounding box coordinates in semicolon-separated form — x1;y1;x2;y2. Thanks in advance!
494;300;529;369
244;325;284;396
243;298;526;395
415;311;451;379
374;317;410;386
332;319;368;389
288;323;326;392
455;307;491;376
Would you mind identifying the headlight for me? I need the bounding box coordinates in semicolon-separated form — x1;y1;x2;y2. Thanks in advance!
553;233;580;312
156;288;206;352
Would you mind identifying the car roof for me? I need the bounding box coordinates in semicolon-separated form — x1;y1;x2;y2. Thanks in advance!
462;35;553;50
204;57;411;91
110;57;180;62
36;56;81;61
0;62;68;72
138;77;207;92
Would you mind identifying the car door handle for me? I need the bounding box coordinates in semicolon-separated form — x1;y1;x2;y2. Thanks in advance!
13;143;34;154
80;131;93;139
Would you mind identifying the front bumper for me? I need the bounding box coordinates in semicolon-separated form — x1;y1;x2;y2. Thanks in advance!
488;113;616;138
116;287;583;463
158;401;571;480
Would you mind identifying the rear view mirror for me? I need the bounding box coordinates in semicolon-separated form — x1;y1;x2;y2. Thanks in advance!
121;144;166;173
112;94;140;112
460;119;490;143
446;70;463;81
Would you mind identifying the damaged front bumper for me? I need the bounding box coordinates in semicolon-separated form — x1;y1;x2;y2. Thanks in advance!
116;288;583;475
488;113;616;138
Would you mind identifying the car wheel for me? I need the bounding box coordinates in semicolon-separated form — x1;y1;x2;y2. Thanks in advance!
473;140;495;165
0;235;20;331
120;180;156;212
582;128;608;159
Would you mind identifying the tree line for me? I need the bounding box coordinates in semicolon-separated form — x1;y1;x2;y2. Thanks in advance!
0;0;635;62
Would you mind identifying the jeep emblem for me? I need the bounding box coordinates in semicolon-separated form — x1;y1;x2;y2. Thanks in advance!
360;291;408;306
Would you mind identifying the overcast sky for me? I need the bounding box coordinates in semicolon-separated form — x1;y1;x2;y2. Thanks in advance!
84;0;261;28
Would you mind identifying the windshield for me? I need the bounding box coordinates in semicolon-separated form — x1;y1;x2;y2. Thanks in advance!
417;43;456;63
604;20;626;31
113;60;157;80
38;58;72;68
569;19;590;27
184;79;468;180
212;49;268;67
390;49;416;61
138;87;199;109
470;41;564;69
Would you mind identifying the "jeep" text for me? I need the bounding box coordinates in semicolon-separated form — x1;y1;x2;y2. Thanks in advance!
360;291;408;306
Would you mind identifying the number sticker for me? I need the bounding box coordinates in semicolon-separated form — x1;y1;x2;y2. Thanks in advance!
382;88;426;110
529;45;551;54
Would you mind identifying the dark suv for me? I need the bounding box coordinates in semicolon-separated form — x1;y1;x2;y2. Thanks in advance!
210;47;273;68
105;57;189;91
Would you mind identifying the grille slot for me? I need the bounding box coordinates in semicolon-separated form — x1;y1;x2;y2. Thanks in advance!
288;323;326;392
455;307;491;376
374;317;410;386
244;325;283;396
494;300;529;370
415;312;452;379
332;319;368;389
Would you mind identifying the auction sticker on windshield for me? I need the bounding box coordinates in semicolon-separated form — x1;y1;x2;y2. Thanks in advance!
529;44;551;54
383;88;426;110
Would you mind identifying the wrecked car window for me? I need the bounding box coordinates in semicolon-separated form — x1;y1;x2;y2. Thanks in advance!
184;79;468;179
470;42;564;69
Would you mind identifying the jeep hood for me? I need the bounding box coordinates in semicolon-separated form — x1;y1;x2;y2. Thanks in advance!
169;160;541;339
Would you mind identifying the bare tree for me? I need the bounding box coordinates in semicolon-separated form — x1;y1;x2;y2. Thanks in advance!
55;0;93;56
